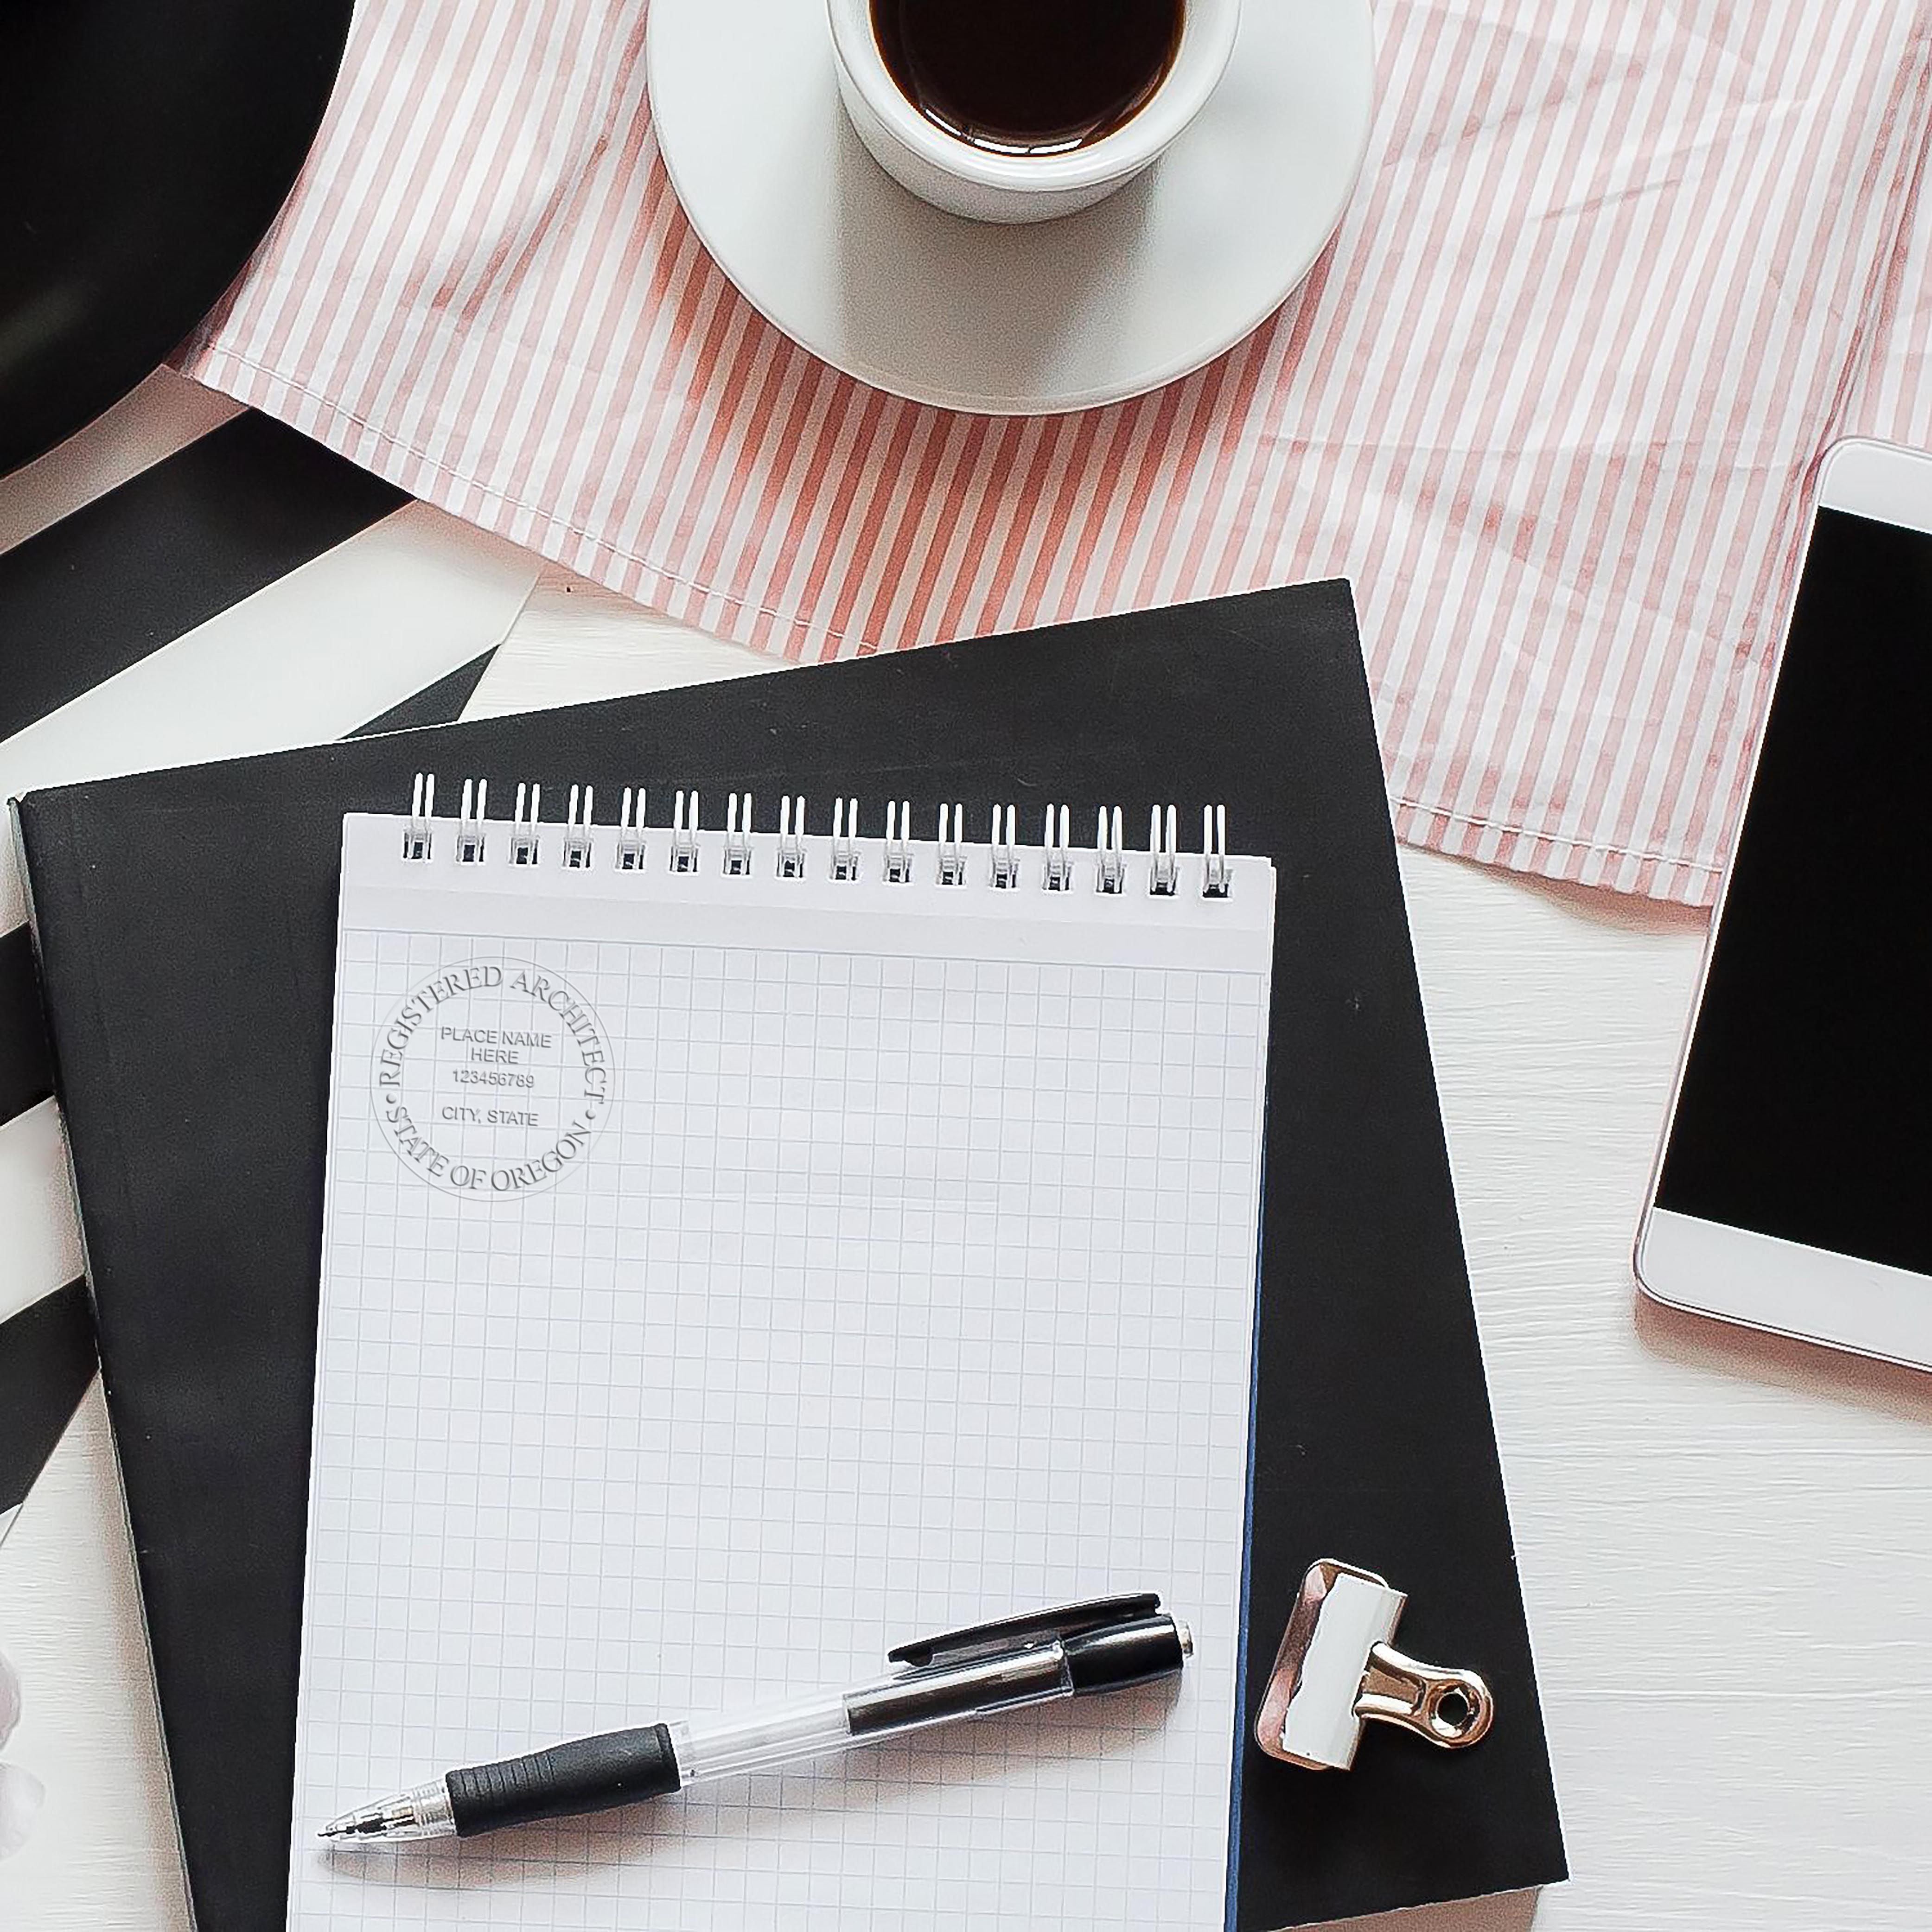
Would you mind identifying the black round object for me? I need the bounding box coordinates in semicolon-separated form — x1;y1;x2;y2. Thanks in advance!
0;0;353;477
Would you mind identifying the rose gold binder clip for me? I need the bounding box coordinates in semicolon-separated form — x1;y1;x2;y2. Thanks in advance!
1256;1559;1494;1771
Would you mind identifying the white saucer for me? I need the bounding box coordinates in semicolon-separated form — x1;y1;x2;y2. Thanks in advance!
646;0;1376;416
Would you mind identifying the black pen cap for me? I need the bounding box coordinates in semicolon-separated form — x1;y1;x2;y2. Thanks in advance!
1063;1613;1191;1694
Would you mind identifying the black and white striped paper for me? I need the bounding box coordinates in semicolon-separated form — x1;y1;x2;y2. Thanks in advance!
0;377;538;1352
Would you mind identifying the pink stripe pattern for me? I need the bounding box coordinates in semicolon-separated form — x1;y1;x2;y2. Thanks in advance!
180;0;1932;905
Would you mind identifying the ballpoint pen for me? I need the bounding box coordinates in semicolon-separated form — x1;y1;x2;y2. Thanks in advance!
321;1594;1189;1844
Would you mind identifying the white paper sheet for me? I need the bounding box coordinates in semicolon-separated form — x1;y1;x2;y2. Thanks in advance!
293;807;1274;1930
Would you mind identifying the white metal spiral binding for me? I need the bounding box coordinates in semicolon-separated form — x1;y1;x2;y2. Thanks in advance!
404;772;435;861
831;797;860;880
405;780;1240;899
724;792;753;875
1096;806;1125;894
1149;803;1179;896
671;790;701;872
884;801;913;884
617;787;646;871
936;804;967;886
1202;803;1230;898
564;785;594;869
457;778;486;864
989;804;1019;889
777;796;807;878
1042;805;1072;892
511;783;541;866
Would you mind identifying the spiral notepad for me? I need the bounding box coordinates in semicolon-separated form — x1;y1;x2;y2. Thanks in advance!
292;781;1276;1932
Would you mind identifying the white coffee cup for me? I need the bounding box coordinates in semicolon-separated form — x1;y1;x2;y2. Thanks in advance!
827;0;1241;225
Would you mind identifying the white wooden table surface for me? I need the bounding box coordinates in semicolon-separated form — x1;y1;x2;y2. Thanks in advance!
4;388;1932;1931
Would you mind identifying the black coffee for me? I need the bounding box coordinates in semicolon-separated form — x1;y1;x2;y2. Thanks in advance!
870;0;1186;157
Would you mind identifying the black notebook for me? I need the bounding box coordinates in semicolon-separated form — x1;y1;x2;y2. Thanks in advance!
13;581;1564;1926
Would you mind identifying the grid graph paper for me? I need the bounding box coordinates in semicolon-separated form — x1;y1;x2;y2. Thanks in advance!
293;810;1276;1931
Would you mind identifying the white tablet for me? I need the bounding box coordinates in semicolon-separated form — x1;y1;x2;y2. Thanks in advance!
1637;437;1932;1370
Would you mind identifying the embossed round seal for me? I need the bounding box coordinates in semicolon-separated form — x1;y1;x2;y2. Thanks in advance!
372;960;613;1196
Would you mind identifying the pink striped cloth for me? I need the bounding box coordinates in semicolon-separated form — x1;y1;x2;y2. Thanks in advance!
180;1;1932;904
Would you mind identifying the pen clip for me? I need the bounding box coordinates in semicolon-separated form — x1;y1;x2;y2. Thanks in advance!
888;1594;1163;1669
1255;1559;1494;1771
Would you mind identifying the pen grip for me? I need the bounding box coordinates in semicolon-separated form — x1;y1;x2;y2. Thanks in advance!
447;1723;682;1836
